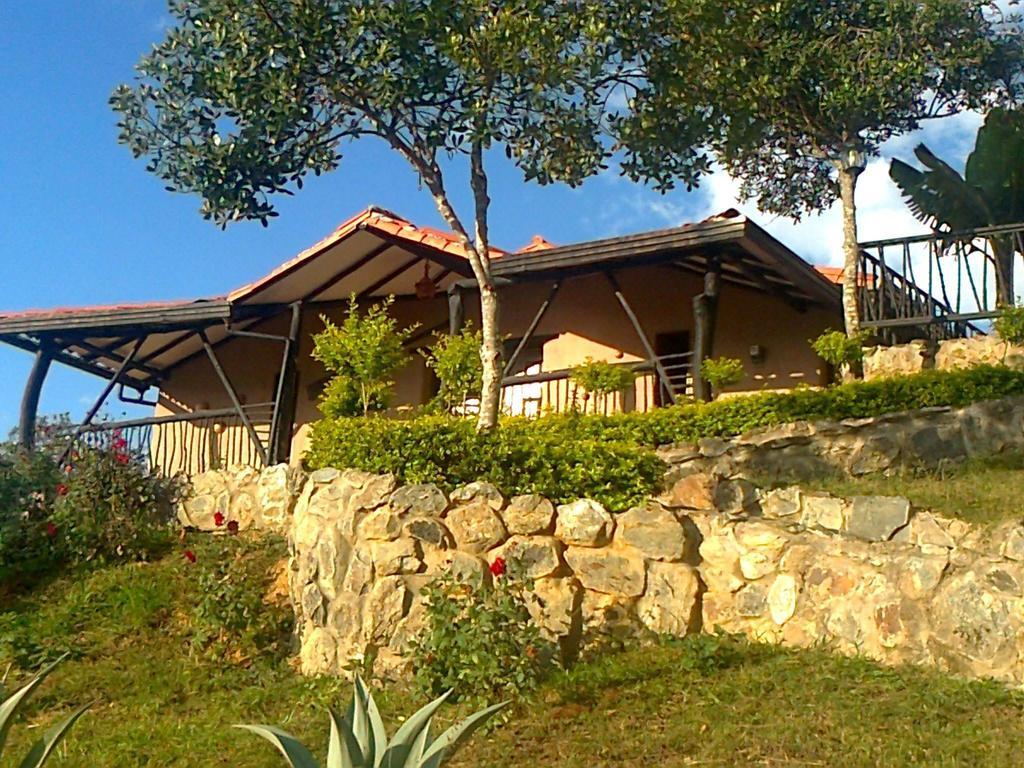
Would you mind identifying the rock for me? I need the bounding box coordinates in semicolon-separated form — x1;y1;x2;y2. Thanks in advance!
891;512;956;549
762;487;802;519
503;494;556;535
492;535;563;579
662;472;717;510
580;590;640;640
369;538;422;576
445;503;508;553
309;467;341;484
527;577;581;640
733;523;790;580
299;626;337;676
564;547;646;597
767;574;798;625
616;503;689;561
802;493;846;532
362;577;409;645
863;341;931;380
358;509;402;541
845;496;911;541
999;522;1024;562
898;551;949;599
346;470;398;511
449;481;504;511
388;484;449;517
736;584;767;617
936;335;1024;371
637;562;700;636
714;478;760;516
403;517;452;548
555;499;615;547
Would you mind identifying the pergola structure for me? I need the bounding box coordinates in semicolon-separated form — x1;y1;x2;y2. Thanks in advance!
0;206;843;472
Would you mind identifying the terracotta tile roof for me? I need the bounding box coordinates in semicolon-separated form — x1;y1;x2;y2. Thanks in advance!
517;235;556;253
0;298;223;323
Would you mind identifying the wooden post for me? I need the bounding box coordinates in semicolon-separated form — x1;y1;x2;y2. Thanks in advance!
448;285;465;335
58;337;145;463
605;273;676;405
18;344;54;452
503;281;560;377
269;303;303;465
692;256;721;402
200;330;269;466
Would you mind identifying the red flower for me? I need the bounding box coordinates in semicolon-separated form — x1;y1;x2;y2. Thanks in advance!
213;511;225;527
55;483;68;497
63;464;74;475
45;522;58;539
112;437;128;451
115;453;130;465
489;557;507;577
183;550;197;563
227;520;240;535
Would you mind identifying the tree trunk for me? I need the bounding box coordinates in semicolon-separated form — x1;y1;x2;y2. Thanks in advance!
469;140;501;430
992;236;1016;307
837;163;863;337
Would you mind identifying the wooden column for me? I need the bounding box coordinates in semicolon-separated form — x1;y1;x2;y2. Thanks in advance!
606;273;677;405
692;256;722;402
18;345;54;452
448;285;465;336
503;281;560;377
200;330;269;466
269;302;303;465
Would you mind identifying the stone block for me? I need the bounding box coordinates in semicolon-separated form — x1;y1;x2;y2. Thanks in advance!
661;472;717;510
503;494;556;535
492;535;563;579
555;499;615;547
389;483;449;517
358;508;402;541
637;562;700;636
845;496;911;541
616;502;689;561
369;538;422;576
446;502;508;553
761;487;801;519
564;547;646;597
449;481;505;510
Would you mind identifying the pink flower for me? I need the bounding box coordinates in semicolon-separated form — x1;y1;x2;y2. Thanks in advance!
55;483;68;497
227;520;240;535
489;557;507;577
115;453;130;465
213;511;225;527
46;522;58;539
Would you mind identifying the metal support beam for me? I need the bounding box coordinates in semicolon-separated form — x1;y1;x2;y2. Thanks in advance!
605;273;676;405
58;337;145;463
199;329;269;466
692;256;721;402
269;303;303;465
18;345;54;452
503;281;561;377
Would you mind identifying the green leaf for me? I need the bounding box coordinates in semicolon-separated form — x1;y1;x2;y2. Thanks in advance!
234;724;320;768
17;702;91;768
418;701;510;768
0;656;68;756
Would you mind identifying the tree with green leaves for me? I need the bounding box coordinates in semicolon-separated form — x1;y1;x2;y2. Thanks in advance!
112;0;620;430
890;107;1024;305
615;0;1019;336
312;296;417;417
422;326;484;414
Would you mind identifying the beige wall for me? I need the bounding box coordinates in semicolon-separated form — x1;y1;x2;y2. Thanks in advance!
154;264;838;470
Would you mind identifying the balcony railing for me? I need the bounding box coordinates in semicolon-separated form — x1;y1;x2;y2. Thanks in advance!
857;223;1024;342
500;353;694;418
59;403;274;476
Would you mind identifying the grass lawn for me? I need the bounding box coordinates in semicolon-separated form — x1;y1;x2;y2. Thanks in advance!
4;534;1024;767
771;450;1024;529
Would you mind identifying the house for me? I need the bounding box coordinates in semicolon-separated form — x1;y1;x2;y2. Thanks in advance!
0;206;847;476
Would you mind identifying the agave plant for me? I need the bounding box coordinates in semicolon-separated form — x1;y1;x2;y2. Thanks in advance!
237;677;506;768
1;657;90;768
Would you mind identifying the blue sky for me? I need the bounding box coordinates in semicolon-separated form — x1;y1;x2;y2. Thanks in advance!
0;1;983;434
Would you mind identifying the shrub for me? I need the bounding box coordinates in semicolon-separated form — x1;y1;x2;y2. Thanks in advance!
411;562;551;712
0;449;62;580
0;657;90;768
49;440;182;565
312;295;418;417
811;329;866;381
700;356;745;393
305;366;1024;507
187;535;291;661
422;326;484;412
994;303;1024;345
238;676;506;768
569;358;636;399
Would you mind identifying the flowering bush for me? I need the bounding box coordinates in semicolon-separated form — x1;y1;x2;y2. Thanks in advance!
48;436;182;565
0;449;63;582
411;560;552;713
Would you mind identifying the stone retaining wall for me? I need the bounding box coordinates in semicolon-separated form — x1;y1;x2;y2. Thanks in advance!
863;335;1024;380
173;393;1024;686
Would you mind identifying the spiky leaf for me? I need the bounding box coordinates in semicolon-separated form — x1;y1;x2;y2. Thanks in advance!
17;703;91;768
0;656;68;757
235;724;320;768
419;701;510;768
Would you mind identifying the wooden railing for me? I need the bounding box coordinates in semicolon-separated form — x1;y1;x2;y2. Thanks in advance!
61;403;274;476
858;223;1024;342
500;354;693;418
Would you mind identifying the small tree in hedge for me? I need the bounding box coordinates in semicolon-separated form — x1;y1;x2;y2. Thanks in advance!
569;358;636;407
995;303;1024;345
422;327;484;414
812;329;866;383
312;296;417;417
700;357;745;398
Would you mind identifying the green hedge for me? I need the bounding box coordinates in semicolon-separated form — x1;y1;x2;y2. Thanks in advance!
305;365;1024;510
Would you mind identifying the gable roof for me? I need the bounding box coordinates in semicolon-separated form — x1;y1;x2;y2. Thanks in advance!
0;206;840;390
